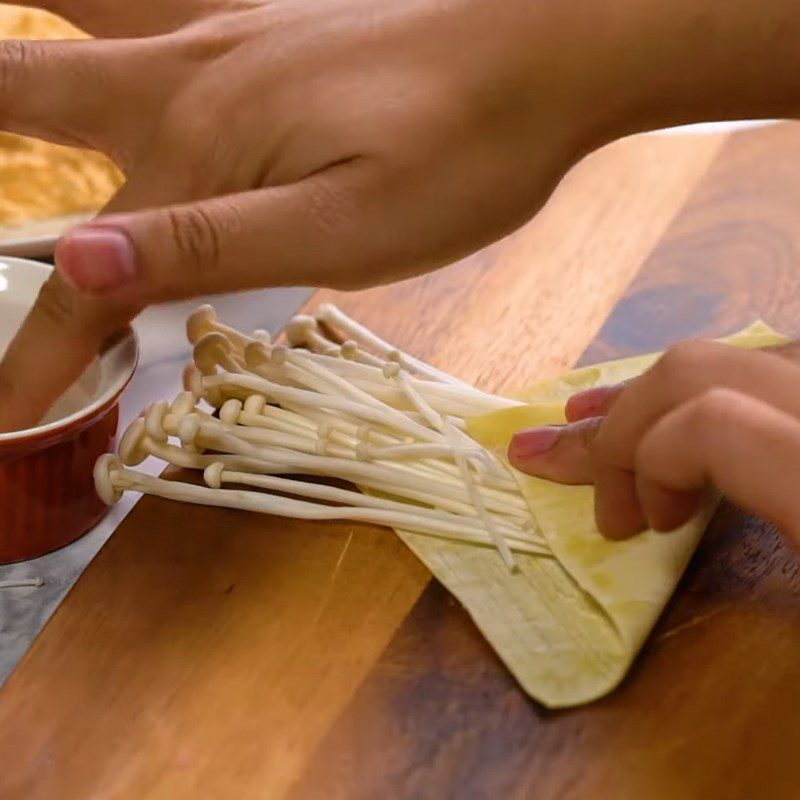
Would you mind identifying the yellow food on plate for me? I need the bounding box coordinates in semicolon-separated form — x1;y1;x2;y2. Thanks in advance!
0;7;123;228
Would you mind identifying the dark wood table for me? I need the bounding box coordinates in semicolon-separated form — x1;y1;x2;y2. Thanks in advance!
2;123;800;800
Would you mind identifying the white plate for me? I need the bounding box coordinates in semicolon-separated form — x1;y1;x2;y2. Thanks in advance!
0;212;94;259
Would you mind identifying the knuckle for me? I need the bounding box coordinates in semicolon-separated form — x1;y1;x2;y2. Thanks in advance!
34;277;78;329
306;177;363;241
157;110;242;193
165;205;224;277
654;339;719;384
0;40;28;99
303;177;374;289
576;417;603;452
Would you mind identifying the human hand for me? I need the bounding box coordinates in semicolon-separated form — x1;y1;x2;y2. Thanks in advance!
0;0;620;431
508;340;800;546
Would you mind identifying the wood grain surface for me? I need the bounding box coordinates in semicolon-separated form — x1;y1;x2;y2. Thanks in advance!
3;124;798;800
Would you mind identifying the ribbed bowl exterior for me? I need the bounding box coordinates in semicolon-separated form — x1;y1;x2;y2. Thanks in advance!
0;404;119;564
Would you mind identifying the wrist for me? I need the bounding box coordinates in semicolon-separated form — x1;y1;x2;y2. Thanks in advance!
600;0;800;135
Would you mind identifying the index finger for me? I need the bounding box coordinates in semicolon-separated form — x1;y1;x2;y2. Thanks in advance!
0;272;139;432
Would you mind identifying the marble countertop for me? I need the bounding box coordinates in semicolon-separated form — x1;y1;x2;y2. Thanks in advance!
0;119;775;686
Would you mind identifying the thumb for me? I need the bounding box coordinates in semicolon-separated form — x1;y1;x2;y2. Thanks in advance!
53;165;374;303
508;417;602;484
0;272;138;432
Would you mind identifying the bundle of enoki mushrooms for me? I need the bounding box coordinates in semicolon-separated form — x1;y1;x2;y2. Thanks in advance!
95;304;549;571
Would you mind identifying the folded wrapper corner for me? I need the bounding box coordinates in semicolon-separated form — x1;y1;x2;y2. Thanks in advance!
389;321;786;708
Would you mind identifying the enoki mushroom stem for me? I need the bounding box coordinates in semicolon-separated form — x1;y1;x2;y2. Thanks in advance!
0;578;44;589
98;304;547;571
95;457;548;557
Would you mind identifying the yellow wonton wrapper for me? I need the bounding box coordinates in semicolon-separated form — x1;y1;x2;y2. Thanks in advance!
391;322;787;708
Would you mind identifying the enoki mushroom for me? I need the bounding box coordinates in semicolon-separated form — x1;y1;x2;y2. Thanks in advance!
0;578;44;589
96;304;549;571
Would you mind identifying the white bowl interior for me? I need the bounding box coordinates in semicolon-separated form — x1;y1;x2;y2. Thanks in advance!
0;257;137;436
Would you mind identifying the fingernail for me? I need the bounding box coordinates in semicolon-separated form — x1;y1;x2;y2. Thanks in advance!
508;426;562;464
56;226;136;294
565;386;612;422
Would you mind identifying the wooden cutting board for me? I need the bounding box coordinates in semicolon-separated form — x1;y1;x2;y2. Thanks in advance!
2;123;800;800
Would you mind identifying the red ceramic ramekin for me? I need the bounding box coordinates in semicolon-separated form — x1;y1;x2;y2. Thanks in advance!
0;257;138;563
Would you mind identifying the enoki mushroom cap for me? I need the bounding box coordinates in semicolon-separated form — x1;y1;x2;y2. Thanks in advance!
252;329;272;346
177;414;203;452
183;363;203;396
162;395;197;436
203;462;225;489
270;345;288;366
355;442;371;461
285;315;317;346
183;362;224;407
193;332;234;375
119;417;151;467
317;303;337;321
243;394;266;415
341;340;359;360
244;342;271;371
170;391;196;417
220;399;243;425
186;304;217;345
144;401;169;443
94;454;124;505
